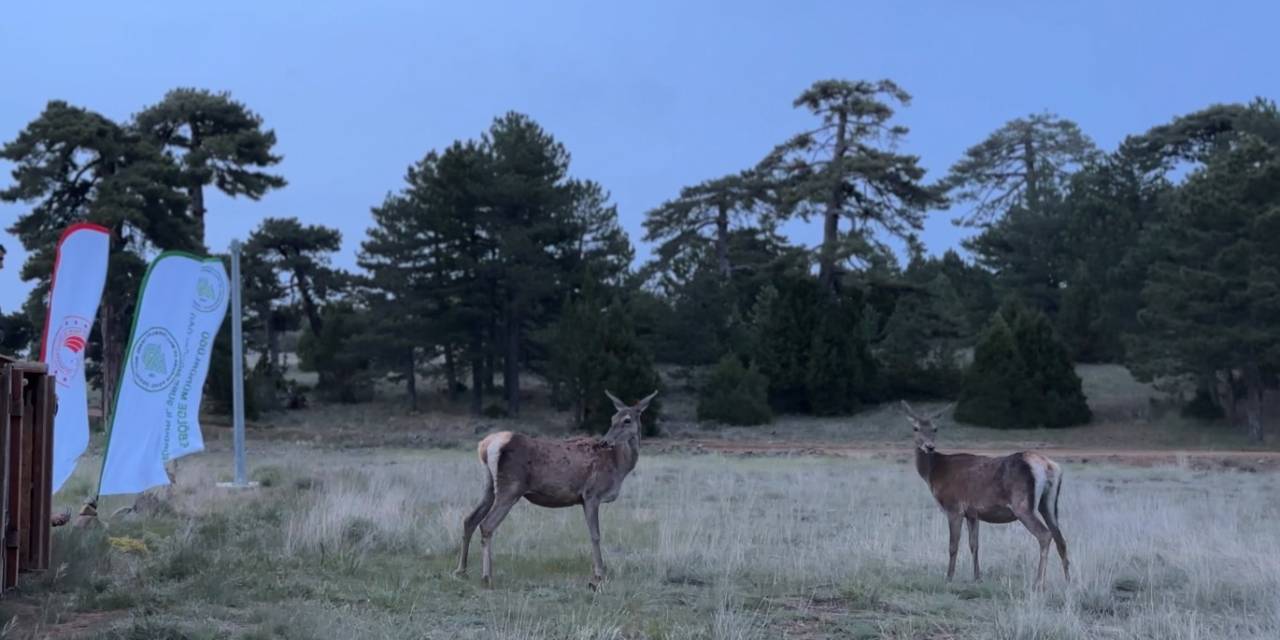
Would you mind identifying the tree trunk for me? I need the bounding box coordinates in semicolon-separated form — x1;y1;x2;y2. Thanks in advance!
715;202;731;280
1023;128;1039;213
1243;364;1265;442
1216;370;1238;425
100;301;114;422
470;331;484;416
295;276;324;337
188;120;207;247
576;388;586;428
262;312;276;373
504;301;521;416
484;313;497;394
406;350;417;411
190;184;206;249
818;111;849;293
444;346;459;401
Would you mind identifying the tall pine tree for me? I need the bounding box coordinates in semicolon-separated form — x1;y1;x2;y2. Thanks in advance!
758;79;945;292
135;88;285;245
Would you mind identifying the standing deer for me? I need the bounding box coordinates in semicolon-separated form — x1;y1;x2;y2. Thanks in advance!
902;401;1069;588
454;390;657;589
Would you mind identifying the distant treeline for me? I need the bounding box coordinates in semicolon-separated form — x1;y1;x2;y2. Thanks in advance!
2;82;1277;439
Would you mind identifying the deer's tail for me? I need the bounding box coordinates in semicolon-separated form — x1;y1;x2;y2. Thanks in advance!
477;431;514;486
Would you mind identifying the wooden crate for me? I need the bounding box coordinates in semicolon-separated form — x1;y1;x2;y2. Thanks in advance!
0;356;54;593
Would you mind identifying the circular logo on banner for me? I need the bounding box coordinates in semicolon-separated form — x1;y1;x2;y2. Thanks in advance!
130;328;181;392
193;264;226;312
51;315;92;388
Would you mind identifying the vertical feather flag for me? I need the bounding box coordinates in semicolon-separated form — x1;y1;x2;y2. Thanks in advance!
40;223;110;493
98;252;229;496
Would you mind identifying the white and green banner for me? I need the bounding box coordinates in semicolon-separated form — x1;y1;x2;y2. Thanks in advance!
99;252;230;496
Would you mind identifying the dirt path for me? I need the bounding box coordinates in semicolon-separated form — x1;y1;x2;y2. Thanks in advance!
658;437;1280;471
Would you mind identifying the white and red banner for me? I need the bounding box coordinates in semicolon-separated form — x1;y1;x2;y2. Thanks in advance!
98;252;229;496
40;223;110;493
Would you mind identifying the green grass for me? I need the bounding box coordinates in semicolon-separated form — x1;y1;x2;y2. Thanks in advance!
6;362;1275;638
5;444;1279;639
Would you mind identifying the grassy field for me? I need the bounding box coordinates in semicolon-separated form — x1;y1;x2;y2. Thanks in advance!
3;443;1278;639
5;363;1279;638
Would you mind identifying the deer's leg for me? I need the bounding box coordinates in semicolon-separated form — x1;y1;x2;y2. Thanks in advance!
946;513;962;582
1039;489;1070;581
454;474;495;577
479;487;522;588
582;499;606;589
1013;506;1052;590
966;516;980;581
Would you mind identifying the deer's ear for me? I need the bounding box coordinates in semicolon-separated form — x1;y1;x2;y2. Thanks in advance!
635;390;658;413
933;403;955;420
900;400;921;420
605;390;628;411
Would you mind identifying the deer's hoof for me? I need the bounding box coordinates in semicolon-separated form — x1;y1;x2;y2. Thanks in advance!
588;576;606;592
452;569;467;579
482;576;494;589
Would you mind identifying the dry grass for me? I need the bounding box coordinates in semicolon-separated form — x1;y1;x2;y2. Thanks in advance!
6;362;1277;638
5;440;1278;639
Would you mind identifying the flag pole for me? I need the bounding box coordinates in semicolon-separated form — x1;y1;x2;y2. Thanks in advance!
219;239;255;489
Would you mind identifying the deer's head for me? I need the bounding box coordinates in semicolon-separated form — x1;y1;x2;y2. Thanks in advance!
901;401;951;453
605;390;658;438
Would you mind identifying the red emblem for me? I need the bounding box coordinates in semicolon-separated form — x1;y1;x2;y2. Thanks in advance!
51;316;91;388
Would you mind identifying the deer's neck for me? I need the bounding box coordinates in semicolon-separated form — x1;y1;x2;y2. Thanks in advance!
603;430;640;476
915;448;937;482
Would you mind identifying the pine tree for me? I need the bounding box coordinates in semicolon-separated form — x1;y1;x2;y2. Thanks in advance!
944;113;1097;226
2;100;197;407
360;193;437;409
806;293;876;415
955;312;1027;428
244;217;346;390
296;303;373;403
1006;304;1092;427
697;354;772;426
878;274;966;397
758;79;945;291
964;197;1074;316
244;217;344;339
1057;263;1106;362
754;275;820;412
546;286;662;435
410;141;496;415
1131;119;1280;441
643;171;772;280
135;88;286;245
956;303;1090;429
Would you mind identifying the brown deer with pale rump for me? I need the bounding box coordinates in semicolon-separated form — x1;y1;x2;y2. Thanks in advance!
902;401;1069;589
454;390;657;589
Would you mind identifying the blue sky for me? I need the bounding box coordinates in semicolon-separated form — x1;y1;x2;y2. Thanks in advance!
2;1;1275;312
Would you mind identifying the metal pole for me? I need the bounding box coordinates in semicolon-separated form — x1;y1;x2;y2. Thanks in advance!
229;240;248;486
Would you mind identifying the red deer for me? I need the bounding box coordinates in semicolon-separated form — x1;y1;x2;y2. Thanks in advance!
902;401;1069;588
455;390;657;589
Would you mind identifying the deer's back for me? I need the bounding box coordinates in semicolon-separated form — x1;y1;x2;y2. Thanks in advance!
487;433;619;508
929;452;1039;523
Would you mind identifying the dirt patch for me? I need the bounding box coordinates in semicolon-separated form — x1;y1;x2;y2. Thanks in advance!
0;599;126;640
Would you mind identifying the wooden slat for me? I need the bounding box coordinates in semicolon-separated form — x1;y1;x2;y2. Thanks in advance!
23;372;51;571
0;362;54;593
33;375;53;571
2;366;17;591
17;379;31;570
